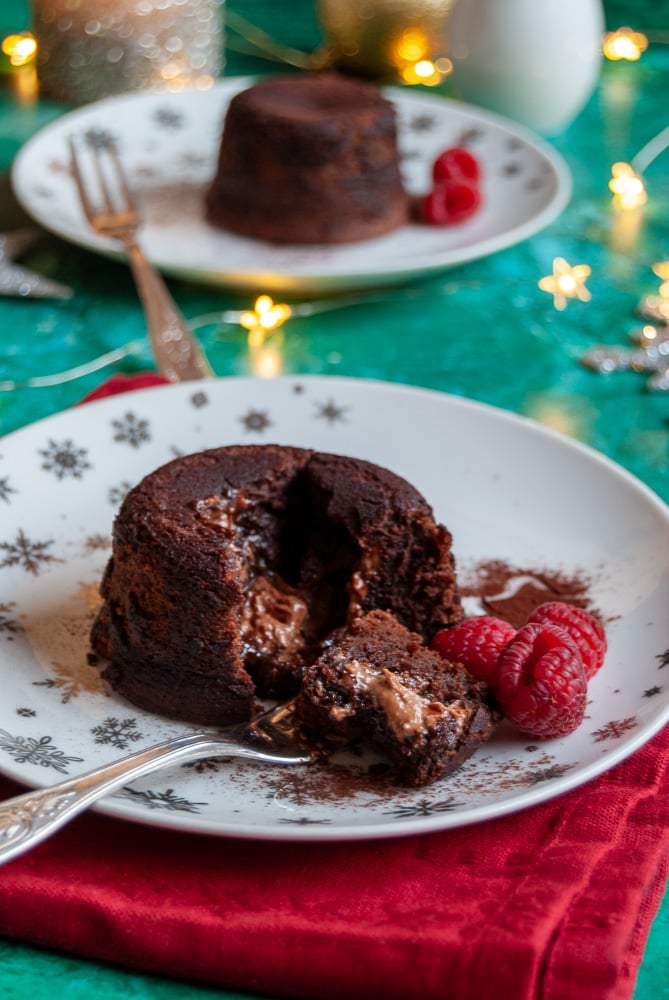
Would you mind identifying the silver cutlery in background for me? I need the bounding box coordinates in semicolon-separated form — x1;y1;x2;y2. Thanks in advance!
68;134;213;383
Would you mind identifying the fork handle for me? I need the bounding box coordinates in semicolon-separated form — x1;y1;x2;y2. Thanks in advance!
125;241;213;382
0;732;305;866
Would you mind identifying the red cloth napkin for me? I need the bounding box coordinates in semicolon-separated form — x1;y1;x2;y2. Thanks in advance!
1;374;667;1000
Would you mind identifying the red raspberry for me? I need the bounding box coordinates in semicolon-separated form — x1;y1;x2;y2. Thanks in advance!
432;616;516;685
433;146;481;184
527;602;607;679
422;179;481;225
496;622;587;738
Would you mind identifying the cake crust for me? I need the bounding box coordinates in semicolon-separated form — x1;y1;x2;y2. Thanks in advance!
205;73;410;244
91;445;461;727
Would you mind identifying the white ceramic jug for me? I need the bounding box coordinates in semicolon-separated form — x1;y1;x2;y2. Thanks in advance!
448;0;605;135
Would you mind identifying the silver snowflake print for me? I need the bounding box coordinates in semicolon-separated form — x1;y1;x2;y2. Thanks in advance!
502;161;523;177
315;399;348;424
240;409;272;433
657;649;669;669
591;717;638;742
184;757;224;774
112;412;151;448
190;390;209;408
408;113;437;132
524;762;576;785
0;729;84;774
278;816;332;825
457;127;484;144
108;480;133;506
0;476;17;503
114;785;206;813
39;438;92;480
384;797;461;818
83;533;110;552
84;127;117;150
153;107;184;129
0;529;58;575
16;708;36;718
0;601;21;635
91;717;144;750
643;685;663;698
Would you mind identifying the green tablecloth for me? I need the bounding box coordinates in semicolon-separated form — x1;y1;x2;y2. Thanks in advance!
0;1;667;997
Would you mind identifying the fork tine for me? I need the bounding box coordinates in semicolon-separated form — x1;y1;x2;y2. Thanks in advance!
106;142;138;214
68;136;97;225
87;139;117;217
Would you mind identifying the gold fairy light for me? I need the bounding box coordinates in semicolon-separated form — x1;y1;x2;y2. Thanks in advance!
239;294;292;348
639;262;669;323
608;162;647;211
602;26;648;61
1;32;37;67
652;262;669;298
401;56;452;86
538;257;592;310
239;295;291;378
393;27;451;86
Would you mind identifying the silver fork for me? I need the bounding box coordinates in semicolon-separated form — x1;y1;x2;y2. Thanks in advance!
68;134;213;383
0;701;311;865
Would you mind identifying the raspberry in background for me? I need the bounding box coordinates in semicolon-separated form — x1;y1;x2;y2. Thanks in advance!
422;179;481;225
496;622;588;738
527;602;607;679
432;616;516;685
432;146;481;184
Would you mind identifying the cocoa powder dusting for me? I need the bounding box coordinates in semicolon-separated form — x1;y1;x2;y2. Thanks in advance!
458;559;601;629
232;559;606;803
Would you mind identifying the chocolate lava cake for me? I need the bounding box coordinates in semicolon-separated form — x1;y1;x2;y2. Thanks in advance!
297;610;495;786
90;445;462;727
205;73;410;244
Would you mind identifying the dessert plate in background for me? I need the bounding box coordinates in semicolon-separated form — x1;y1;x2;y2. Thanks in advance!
0;377;667;842
11;78;570;294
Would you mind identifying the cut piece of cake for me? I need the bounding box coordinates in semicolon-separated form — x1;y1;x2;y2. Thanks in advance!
296;610;496;786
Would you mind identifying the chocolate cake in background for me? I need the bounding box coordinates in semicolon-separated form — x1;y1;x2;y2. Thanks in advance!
297;610;496;787
90;445;462;729
204;73;410;244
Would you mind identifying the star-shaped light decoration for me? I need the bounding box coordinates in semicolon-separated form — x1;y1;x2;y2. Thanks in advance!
239;295;292;378
602;26;648;61
239;295;292;349
580;324;669;392
0;230;73;300
538;257;592;311
609;162;647;211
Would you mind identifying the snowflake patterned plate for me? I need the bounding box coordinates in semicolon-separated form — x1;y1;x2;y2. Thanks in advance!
0;376;667;842
10;78;570;294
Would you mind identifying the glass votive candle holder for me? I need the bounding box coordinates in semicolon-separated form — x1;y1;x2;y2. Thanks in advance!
32;0;224;105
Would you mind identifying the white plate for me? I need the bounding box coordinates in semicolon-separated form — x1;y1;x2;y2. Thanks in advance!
11;78;570;293
1;376;667;842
